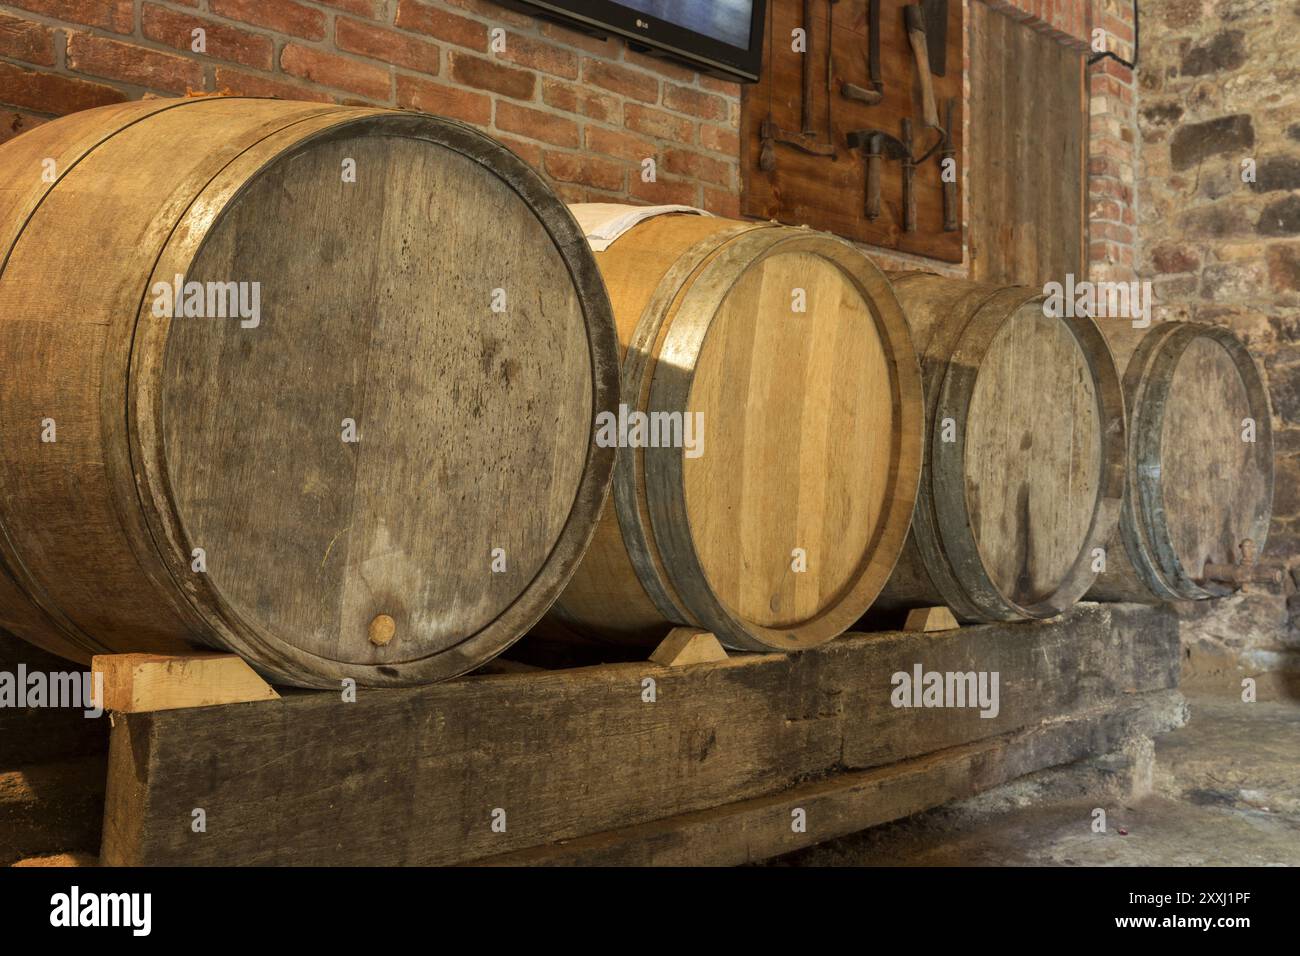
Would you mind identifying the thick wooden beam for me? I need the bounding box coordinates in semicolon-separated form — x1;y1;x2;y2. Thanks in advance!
476;690;1186;866
100;603;1179;866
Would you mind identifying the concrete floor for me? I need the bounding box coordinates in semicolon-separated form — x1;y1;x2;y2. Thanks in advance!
776;694;1300;866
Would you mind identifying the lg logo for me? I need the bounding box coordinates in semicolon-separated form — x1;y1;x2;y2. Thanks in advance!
636;18;648;29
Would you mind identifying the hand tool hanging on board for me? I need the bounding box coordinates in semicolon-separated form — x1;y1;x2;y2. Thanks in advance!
760;0;838;171
828;0;837;138
845;128;908;220
801;0;816;134
901;118;917;232
847;117;942;232
922;0;949;76
841;0;883;106
941;96;958;232
903;5;941;129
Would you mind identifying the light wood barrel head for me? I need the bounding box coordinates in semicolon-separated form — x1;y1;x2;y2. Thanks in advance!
643;231;923;651
963;300;1103;605
684;249;895;629
132;110;615;686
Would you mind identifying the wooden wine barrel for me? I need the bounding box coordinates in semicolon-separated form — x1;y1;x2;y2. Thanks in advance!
0;98;619;688
548;210;924;652
1086;322;1274;602
873;273;1127;622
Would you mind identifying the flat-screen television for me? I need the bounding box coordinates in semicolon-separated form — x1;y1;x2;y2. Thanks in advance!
503;0;768;81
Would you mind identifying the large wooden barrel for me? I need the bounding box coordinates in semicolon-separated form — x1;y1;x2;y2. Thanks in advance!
0;98;619;688
1086;322;1274;602
873;273;1127;622
548;209;923;652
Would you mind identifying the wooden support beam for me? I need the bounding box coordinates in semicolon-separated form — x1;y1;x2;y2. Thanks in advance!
92;653;279;714
475;690;1186;866
649;628;729;667
903;606;960;632
99;604;1180;866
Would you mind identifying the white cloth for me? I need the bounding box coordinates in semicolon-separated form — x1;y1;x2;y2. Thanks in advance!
568;202;711;251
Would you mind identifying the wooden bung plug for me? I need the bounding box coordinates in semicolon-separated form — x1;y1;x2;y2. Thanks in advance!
369;614;396;647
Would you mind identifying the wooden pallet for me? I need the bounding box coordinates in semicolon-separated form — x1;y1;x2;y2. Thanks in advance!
67;602;1181;866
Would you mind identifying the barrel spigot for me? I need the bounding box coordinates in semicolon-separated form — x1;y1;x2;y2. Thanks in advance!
1197;539;1283;590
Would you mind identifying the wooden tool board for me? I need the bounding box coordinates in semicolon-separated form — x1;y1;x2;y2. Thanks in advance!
741;0;964;262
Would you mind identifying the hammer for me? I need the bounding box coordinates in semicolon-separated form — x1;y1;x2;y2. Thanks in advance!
846;128;910;224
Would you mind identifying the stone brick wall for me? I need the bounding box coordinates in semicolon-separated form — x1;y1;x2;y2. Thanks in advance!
1137;0;1299;694
0;0;744;214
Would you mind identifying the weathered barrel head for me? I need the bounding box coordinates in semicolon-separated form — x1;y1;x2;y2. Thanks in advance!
961;299;1104;608
877;273;1126;622
0;100;619;687
1098;322;1274;601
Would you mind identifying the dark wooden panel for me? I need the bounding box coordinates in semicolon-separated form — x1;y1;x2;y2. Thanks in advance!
101;603;1179;866
969;1;1087;285
741;0;964;261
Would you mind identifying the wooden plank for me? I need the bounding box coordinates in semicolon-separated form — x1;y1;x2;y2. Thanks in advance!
476;690;1186;866
902;606;958;631
100;603;1179;866
12;852;98;867
741;0;964;261
968;2;1086;285
649;629;729;667
92;652;280;714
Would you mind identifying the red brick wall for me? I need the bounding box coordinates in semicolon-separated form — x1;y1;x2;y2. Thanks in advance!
982;0;1091;50
1088;0;1138;284
0;0;743;214
0;0;1142;277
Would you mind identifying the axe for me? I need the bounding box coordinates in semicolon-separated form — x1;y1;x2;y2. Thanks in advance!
903;5;941;129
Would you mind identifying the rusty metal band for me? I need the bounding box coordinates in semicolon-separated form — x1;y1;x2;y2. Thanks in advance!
1113;322;1188;602
612;220;767;626
890;273;1010;622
